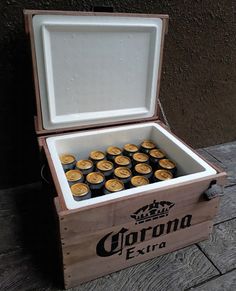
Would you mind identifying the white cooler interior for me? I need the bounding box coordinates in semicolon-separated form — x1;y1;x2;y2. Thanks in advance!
33;15;163;130
46;122;217;210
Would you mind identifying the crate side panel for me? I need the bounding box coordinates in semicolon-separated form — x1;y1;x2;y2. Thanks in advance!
63;220;213;288
61;197;219;254
59;178;219;236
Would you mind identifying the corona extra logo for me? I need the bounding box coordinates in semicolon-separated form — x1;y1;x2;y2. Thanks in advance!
130;200;175;224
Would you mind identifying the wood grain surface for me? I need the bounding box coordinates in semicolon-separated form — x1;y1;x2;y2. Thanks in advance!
63;221;213;288
198;219;236;274
204;142;236;187
214;185;236;224
62;245;219;291
192;269;236;291
0;143;235;290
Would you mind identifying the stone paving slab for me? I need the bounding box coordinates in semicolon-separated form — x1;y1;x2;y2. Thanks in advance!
198;219;236;274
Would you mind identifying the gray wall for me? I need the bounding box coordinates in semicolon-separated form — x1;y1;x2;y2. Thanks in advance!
0;0;235;188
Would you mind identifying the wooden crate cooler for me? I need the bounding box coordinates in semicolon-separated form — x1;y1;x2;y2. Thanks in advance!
24;10;226;289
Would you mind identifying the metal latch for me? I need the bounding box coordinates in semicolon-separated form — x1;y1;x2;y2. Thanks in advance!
203;180;224;200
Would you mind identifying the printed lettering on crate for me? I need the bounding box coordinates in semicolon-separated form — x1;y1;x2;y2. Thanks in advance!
130;200;175;224
96;199;192;261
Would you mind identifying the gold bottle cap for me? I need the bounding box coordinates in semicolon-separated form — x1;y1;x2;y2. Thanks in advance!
114;167;132;179
131;176;149;187
114;155;131;166
76;159;93;170
135;163;152;174
86;172;105;184
105;179;124;192
96;160;113;171
89;151;105;161
149;149;165;159
60;154;75;165
159;159;176;169
133;152;149;163
107;146;122;156
154;169;173;180
66;170;83;181
123;144;138;153
71;183;89;197
141;140;156;149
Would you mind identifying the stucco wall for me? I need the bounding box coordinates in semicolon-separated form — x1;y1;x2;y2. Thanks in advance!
0;0;235;188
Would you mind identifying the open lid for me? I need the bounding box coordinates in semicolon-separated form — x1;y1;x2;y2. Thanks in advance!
25;11;168;134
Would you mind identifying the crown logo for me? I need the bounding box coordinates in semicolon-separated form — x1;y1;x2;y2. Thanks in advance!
130;200;175;224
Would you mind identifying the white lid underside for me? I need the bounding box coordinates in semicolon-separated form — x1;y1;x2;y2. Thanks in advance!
33;15;163;130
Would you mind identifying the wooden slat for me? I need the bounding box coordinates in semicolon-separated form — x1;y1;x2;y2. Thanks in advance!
59;175;223;236
74;245;219;291
214;185;236;224
205;141;236;164
198;218;236;274
192;269;236;291
197;145;236;186
63;220;213;288
61;198;219;252
0;250;53;290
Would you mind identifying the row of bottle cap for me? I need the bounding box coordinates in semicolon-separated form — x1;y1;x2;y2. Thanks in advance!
59;140;177;201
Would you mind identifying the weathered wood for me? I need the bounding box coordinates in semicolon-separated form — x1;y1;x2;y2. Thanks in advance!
214;185;236;224
61;198;219;255
59;177;223;236
196;148;235;186
192;269;236;291
63;221;213;288
108;245;219;291
198;218;236;274
205;141;236;164
0;182;42;213
0;250;53;291
70;246;219;291
203;142;236;186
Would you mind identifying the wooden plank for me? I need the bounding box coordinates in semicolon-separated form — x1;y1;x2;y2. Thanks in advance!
59;176;223;236
61;198;219;254
205;141;236;164
196;148;235;186
72;246;219;291
214;185;236;224
192;269;236;291
63;220;213;288
0;213;23;253
0;182;42;213
0;250;53;290
204;142;236;186
198;218;236;274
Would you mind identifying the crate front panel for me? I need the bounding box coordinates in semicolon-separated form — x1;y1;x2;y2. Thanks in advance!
62;220;213;288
